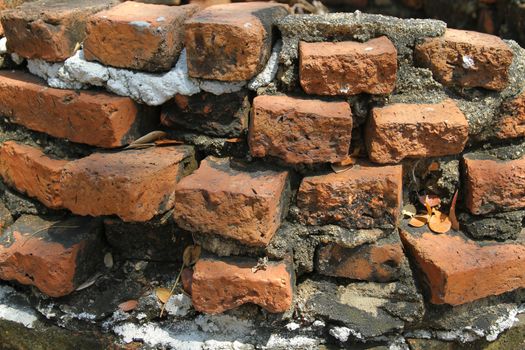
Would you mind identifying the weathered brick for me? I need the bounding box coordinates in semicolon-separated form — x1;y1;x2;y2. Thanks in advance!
174;157;290;247
317;234;405;282
299;36;397;96
191;256;294;314
366;99;469;164
189;0;231;9
60;146;196;222
0;0;29;36
185;2;289;81
161;91;250;137
0;71;157;148
496;90;525;139
0;142;67;209
464;154;525;215
1;0;116;62
84;2;198;72
297;163;402;229
415;28;513;90
249;95;353;165
0;215;104;297
401;230;525;305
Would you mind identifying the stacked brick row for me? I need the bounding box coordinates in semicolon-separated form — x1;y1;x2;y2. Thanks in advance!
0;0;523;345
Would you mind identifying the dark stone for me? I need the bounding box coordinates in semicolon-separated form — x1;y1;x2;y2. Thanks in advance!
0;201;12;231
104;216;193;262
161;91;251;138
459;210;525;241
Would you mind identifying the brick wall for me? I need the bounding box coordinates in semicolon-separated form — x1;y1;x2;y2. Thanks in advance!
0;0;524;348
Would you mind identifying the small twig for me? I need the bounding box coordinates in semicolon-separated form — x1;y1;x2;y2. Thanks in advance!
159;266;184;318
21;225;79;247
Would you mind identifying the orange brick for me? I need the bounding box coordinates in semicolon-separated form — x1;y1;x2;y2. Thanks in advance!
0;142;196;222
174;156;290;246
401;230;525;305
366;99;468;164
60;146;196;222
497;90;525;139
415;28;513;90
84;2;198;72
464;154;525;215
0;71;157;148
249;95;353;165
0;142;67;208
185;2;289;81
0;215;104;297
299;37;397;96
191;256;294;314
297;163;402;229
1;0;116;62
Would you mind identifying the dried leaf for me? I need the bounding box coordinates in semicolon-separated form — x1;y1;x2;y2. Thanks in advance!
419;194;441;208
449;190;460;231
331;163;354;174
126;131;167;149
154;139;184;146
75;272;102;291
336;156;356;167
104;252;113;268
156;287;171;304
225;137;243;143
428;210;452;234
118;300;138;312
402;204;417;218
409;214;429;228
427;162;440;172
183;245;201;267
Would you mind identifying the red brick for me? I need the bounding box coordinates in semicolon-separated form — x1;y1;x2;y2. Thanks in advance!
0;142;67;208
400;230;525;305
60;146;196;222
0;215;104;297
84;2;198;72
464;154;525;215
0;71;157;148
299;37;397;96
415;28;513;90
317;236;405;282
249;95;353;165
497;91;525;139
0;142;196;222
191;256;294;314
185;2;289;81
297;163;402;229
401;0;423;9
189;0;231;9
1;0;116;62
174;157;290;247
366;99;469;164
0;0;29;36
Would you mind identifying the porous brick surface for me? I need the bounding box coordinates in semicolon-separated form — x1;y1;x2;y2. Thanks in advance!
0;215;104;297
415;28;513;90
366;99;469;163
297;163;402;229
497;90;525;139
191;256;294;314
299;36;397;96
0;71;157;148
464;154;525;215
174;156;290;247
0;0;116;62
60;146;196;222
84;2;198;72
185;2;289;81
317;235;405;282
249;95;353;165
401;230;525;305
0;142;67;209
